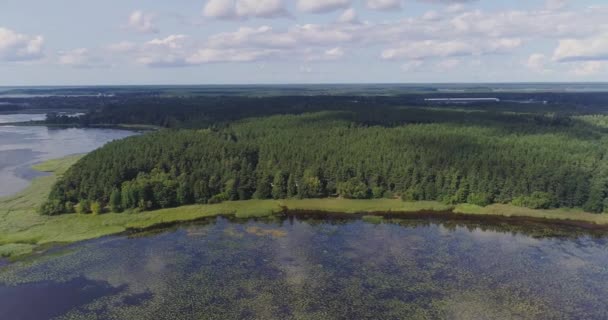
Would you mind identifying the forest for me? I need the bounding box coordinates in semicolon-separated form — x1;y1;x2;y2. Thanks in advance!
41;100;608;215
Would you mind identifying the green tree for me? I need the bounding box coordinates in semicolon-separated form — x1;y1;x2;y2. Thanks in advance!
254;174;273;199
287;174;297;198
298;171;322;199
110;188;122;212
272;171;287;199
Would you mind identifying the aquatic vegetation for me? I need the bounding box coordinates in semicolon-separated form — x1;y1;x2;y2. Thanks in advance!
361;215;383;224
245;226;287;238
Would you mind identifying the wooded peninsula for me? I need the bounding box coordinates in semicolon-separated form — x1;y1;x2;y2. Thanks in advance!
29;89;608;216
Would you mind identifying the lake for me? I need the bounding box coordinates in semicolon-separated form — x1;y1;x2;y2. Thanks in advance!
1;215;607;319
0;114;135;197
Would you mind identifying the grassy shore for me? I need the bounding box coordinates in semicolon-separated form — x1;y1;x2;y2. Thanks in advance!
1;156;607;259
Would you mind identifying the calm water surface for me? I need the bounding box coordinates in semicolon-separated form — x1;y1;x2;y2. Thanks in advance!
0;114;135;197
1;216;607;320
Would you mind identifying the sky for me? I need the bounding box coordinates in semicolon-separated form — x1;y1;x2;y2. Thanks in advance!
1;0;607;85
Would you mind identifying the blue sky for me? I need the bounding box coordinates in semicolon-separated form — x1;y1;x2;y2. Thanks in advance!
1;0;607;85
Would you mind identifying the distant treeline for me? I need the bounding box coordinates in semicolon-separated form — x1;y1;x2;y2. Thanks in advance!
1;91;603;128
42;107;608;215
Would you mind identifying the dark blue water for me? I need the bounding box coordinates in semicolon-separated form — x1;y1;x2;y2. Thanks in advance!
1;216;607;319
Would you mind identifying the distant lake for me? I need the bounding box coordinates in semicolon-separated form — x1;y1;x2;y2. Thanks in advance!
1;215;607;319
0;114;135;197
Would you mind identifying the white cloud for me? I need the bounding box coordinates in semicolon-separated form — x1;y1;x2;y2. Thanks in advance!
203;0;236;19
203;0;287;19
381;38;521;60
0;27;44;61
325;47;344;58
337;8;359;24
305;47;345;61
366;0;402;11
208;24;354;50
553;34;608;62
105;3;608;76
128;11;159;34
236;0;288;18
147;35;188;49
208;26;297;49
572;61;607;76
187;48;277;64
297;0;351;14
58;48;107;68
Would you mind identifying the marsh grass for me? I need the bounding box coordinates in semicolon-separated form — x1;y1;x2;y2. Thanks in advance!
362;215;384;224
454;203;608;225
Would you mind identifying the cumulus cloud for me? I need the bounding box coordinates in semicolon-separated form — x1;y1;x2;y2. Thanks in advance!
203;0;288;19
147;35;189;49
236;0;288;18
553;34;608;62
187;48;277;64
0;27;44;61
366;0;402;11
381;38;521;60
297;0;351;14
208;26;297;49
325;47;344;58
202;0;235;19
337;8;359;24
208;24;353;49
305;47;345;61
107;3;608;75
128;11;159;34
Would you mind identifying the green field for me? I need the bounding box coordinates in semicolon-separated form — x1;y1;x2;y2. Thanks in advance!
1;156;607;259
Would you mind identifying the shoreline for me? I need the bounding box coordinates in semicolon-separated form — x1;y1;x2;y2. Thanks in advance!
0;121;160;131
2;156;608;261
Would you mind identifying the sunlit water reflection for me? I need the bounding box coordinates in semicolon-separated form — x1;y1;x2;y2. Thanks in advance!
1;216;607;320
0;114;135;197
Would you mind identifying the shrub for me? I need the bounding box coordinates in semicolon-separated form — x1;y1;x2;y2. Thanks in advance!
467;193;493;207
337;178;370;199
64;201;76;213
511;192;556;209
39;200;65;216
401;187;423;202
91;202;103;215
75;200;91;214
371;186;386;199
208;193;228;204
